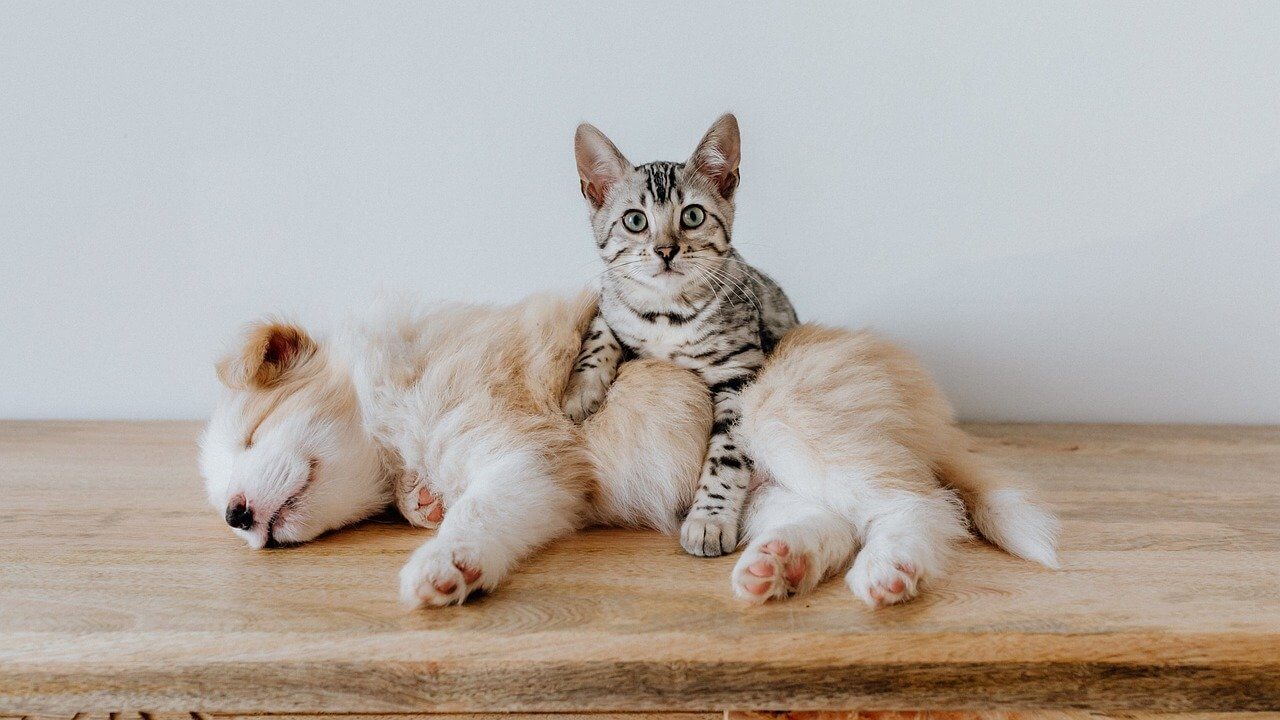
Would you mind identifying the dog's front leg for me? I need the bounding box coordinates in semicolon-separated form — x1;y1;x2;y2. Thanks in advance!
398;444;586;608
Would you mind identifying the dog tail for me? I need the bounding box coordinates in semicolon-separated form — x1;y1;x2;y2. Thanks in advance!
935;429;1061;569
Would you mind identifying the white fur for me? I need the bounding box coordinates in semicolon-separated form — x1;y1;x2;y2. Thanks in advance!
968;487;1062;569
198;337;389;550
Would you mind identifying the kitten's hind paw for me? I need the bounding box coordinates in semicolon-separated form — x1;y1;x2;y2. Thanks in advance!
680;514;739;557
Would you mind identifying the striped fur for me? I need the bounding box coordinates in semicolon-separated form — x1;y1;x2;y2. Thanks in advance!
565;114;798;557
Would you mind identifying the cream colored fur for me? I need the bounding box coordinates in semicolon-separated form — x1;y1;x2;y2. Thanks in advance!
200;292;1057;609
734;325;1060;606
200;291;711;607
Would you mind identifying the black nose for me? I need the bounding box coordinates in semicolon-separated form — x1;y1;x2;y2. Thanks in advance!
225;501;255;530
654;245;679;263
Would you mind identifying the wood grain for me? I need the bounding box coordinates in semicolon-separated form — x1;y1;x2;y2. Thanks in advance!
1;422;1278;714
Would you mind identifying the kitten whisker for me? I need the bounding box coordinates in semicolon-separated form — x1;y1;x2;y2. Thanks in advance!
581;259;651;287
703;258;771;309
692;259;762;313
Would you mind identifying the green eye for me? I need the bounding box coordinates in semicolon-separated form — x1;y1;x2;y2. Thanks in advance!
681;205;706;229
622;210;648;232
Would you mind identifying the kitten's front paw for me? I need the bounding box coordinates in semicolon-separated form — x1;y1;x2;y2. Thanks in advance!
562;383;605;423
399;540;485;608
395;470;444;529
680;514;739;557
731;539;815;603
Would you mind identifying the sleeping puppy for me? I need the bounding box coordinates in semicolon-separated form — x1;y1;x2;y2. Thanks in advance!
199;291;711;607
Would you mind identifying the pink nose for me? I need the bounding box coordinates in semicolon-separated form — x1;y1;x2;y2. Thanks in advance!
654;245;678;263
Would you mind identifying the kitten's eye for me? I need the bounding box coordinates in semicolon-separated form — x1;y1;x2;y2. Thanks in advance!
622;210;648;233
681;205;706;229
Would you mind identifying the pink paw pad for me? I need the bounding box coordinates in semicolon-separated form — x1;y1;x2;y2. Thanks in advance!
867;562;920;606
399;471;445;529
457;561;483;584
430;559;482;598
736;539;811;601
417;487;444;523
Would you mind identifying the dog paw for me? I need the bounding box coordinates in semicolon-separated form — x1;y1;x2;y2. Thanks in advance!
680;513;739;557
846;549;924;608
731;539;814;602
395;470;444;529
399;540;485;608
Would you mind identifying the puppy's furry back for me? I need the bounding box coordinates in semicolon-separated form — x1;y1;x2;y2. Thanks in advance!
741;324;1059;567
351;291;600;502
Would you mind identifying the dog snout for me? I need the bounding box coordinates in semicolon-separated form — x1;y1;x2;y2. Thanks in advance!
225;497;255;530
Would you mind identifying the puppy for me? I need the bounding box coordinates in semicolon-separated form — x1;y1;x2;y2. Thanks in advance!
200;291;711;607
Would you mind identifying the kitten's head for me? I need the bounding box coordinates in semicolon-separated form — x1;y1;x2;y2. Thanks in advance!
575;114;741;296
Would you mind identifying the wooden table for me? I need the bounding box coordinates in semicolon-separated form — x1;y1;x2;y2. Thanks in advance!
1;422;1278;719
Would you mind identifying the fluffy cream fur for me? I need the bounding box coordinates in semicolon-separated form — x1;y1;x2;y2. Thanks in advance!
735;325;1060;606
200;292;711;607
200;292;1058;609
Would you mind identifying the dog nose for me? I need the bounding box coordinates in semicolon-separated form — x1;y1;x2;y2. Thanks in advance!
225;500;255;530
654;245;679;263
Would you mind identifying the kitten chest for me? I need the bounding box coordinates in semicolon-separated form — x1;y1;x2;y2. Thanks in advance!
603;306;709;362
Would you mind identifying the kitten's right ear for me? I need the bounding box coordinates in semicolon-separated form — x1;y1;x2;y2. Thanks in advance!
216;320;316;390
575;123;630;209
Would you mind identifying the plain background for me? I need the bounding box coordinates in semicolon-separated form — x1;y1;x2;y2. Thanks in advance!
2;2;1277;422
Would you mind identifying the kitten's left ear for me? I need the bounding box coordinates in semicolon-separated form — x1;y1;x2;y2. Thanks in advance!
689;113;741;199
575;123;631;210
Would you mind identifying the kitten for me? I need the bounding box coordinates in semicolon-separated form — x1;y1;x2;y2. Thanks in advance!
562;113;798;557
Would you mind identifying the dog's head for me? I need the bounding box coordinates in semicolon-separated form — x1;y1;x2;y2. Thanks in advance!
199;320;389;548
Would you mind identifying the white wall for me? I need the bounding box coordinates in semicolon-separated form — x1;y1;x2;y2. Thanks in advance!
2;2;1277;422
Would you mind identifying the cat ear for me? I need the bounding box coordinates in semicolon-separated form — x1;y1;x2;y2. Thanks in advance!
689;113;741;198
216;320;316;390
575;123;631;209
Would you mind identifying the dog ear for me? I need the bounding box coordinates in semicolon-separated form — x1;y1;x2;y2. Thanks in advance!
688;113;741;199
216;320;316;390
575;122;631;209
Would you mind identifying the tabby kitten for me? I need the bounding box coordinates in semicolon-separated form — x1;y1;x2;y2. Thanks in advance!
563;113;798;557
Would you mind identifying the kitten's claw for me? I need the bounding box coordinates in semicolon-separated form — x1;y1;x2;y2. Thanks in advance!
680;514;739;557
562;388;602;424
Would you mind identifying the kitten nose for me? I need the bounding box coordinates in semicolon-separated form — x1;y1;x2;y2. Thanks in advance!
225;500;255;530
654;245;679;263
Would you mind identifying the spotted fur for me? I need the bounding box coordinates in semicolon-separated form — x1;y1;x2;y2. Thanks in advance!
564;114;798;557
